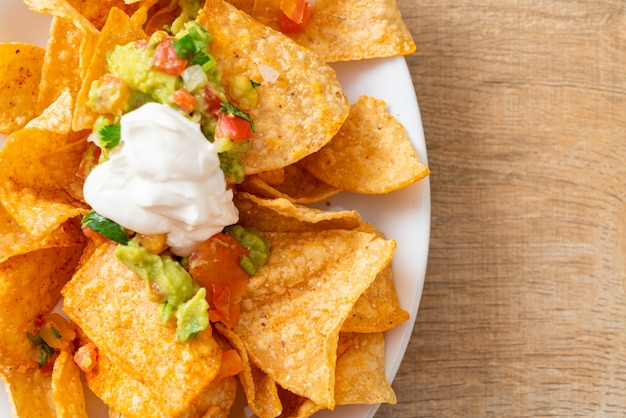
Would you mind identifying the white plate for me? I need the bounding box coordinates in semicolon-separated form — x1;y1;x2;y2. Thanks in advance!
0;1;430;417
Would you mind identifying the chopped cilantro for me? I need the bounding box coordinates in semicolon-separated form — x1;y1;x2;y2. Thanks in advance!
172;22;215;68
51;327;61;339
220;102;255;133
98;122;121;149
81;211;129;245
27;332;55;368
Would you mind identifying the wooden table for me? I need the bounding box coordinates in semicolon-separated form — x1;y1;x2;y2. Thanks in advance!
378;1;626;416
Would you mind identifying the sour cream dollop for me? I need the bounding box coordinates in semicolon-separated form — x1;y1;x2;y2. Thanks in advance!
83;102;239;257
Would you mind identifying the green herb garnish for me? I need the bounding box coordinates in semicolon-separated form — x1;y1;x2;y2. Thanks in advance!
98;122;121;149
173;22;214;69
220;102;255;133
27;332;54;368
81;211;129;245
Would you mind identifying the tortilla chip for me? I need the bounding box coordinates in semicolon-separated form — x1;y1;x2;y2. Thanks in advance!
215;323;282;418
0;207;85;263
35;17;83;114
0;93;89;239
300;95;429;194
84;341;237;418
73;7;148;130
66;0;143;30
197;0;350;174
0;178;88;240
0;244;84;370
191;375;239;418
52;348;88;417
0;367;57;416
227;0;255;14
39;136;91;202
278;388;324;418
62;242;223;415
23;0;110;89
234;192;361;232
335;332;397;405
128;0;162;28
23;0;99;35
234;230;395;408
0;43;45;134
251;0;416;62
268;163;342;203
83;349;174;418
26;87;74;133
137;0;181;35
239;165;340;204
342;263;409;333
340;222;408;332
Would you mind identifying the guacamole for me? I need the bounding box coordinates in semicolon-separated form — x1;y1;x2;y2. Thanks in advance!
116;238;209;342
82;17;270;342
87;21;256;184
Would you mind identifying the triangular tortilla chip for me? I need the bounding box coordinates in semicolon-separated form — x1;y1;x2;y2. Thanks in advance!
216;323;283;418
0;91;89;239
234;230;395;408
62;242;223;416
252;0;416;62
197;0;350;174
301;95;430;194
342;263;409;333
0;43;45;134
0;367;57;416
35;17;83;115
0;207;84;264
0;243;84;369
335;332;397;406
52;348;88;418
234;192;362;232
23;0;101;81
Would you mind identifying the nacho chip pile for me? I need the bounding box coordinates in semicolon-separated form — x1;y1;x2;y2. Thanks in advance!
0;0;429;416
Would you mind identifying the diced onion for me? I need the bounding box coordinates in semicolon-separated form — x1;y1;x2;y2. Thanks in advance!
258;64;280;83
182;65;208;92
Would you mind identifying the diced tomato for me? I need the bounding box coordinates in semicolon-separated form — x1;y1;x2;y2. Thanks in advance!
189;233;249;299
82;226;109;244
189;233;249;327
172;88;197;113
90;75;129;115
33;314;46;328
280;0;307;24
279;0;313;34
210;284;232;319
201;85;222;114
209;303;240;329
152;38;187;76
215;113;254;141
74;342;98;373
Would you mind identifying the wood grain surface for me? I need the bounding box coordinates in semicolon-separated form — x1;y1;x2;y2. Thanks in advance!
378;1;626;416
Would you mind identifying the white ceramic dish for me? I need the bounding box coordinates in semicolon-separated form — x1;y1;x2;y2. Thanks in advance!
0;1;430;417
